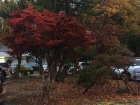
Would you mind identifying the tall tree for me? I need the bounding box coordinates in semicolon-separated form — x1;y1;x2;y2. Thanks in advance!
0;3;95;102
92;0;140;35
0;0;18;20
76;0;106;30
0;0;19;37
119;33;140;57
34;0;82;16
0;17;12;37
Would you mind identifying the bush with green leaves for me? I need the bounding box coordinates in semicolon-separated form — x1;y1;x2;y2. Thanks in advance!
74;66;95;87
74;66;114;87
20;66;30;76
76;44;135;94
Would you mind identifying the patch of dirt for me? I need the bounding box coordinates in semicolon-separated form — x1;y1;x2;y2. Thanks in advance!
7;76;44;105
5;75;140;105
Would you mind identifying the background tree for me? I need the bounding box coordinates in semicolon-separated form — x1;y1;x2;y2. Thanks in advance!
91;0;140;35
119;32;140;57
76;0;106;30
0;0;17;37
80;0;140;56
91;25;121;53
0;17;12;37
0;0;18;20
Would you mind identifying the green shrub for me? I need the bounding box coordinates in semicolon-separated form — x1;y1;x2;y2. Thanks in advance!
20;66;30;76
73;66;96;87
20;66;30;72
74;66;114;87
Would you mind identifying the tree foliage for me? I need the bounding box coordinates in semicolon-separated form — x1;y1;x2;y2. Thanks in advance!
0;3;95;79
92;0;140;35
76;0;106;30
75;44;134;94
0;0;18;20
91;25;121;53
93;44;134;69
119;33;140;57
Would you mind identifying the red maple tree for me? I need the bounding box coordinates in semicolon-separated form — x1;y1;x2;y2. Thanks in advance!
1;10;34;78
1;3;95;80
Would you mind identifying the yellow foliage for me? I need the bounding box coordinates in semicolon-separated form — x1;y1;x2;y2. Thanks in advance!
107;7;112;12
92;0;140;35
107;13;111;17
111;8;119;14
86;31;91;34
96;4;100;8
81;0;140;35
83;14;88;17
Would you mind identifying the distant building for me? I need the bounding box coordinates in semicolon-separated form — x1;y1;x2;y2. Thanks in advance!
0;44;47;67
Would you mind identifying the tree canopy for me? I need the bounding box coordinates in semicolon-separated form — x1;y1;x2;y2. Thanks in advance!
0;3;95;79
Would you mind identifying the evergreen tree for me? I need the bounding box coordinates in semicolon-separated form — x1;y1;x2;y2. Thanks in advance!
34;0;81;16
76;0;106;30
0;0;16;36
0;0;18;20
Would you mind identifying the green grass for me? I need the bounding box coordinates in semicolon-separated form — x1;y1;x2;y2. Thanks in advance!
96;100;130;105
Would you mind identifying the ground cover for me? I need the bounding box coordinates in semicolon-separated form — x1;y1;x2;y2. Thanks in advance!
1;75;140;105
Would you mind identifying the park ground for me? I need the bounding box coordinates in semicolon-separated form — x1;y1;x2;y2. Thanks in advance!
1;74;140;105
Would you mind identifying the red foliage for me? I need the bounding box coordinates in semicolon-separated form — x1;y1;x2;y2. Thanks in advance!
91;26;122;53
1;3;95;60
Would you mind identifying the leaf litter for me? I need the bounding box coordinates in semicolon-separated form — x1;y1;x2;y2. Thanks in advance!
2;75;140;105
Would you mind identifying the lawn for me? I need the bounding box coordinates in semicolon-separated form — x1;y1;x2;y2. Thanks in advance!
1;75;140;105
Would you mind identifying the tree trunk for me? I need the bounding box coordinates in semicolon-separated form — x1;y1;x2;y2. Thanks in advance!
65;0;69;16
62;66;68;76
56;58;67;82
43;78;54;103
121;74;134;94
49;60;57;81
38;57;43;75
53;0;57;13
83;81;95;94
14;55;22;79
43;60;57;103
